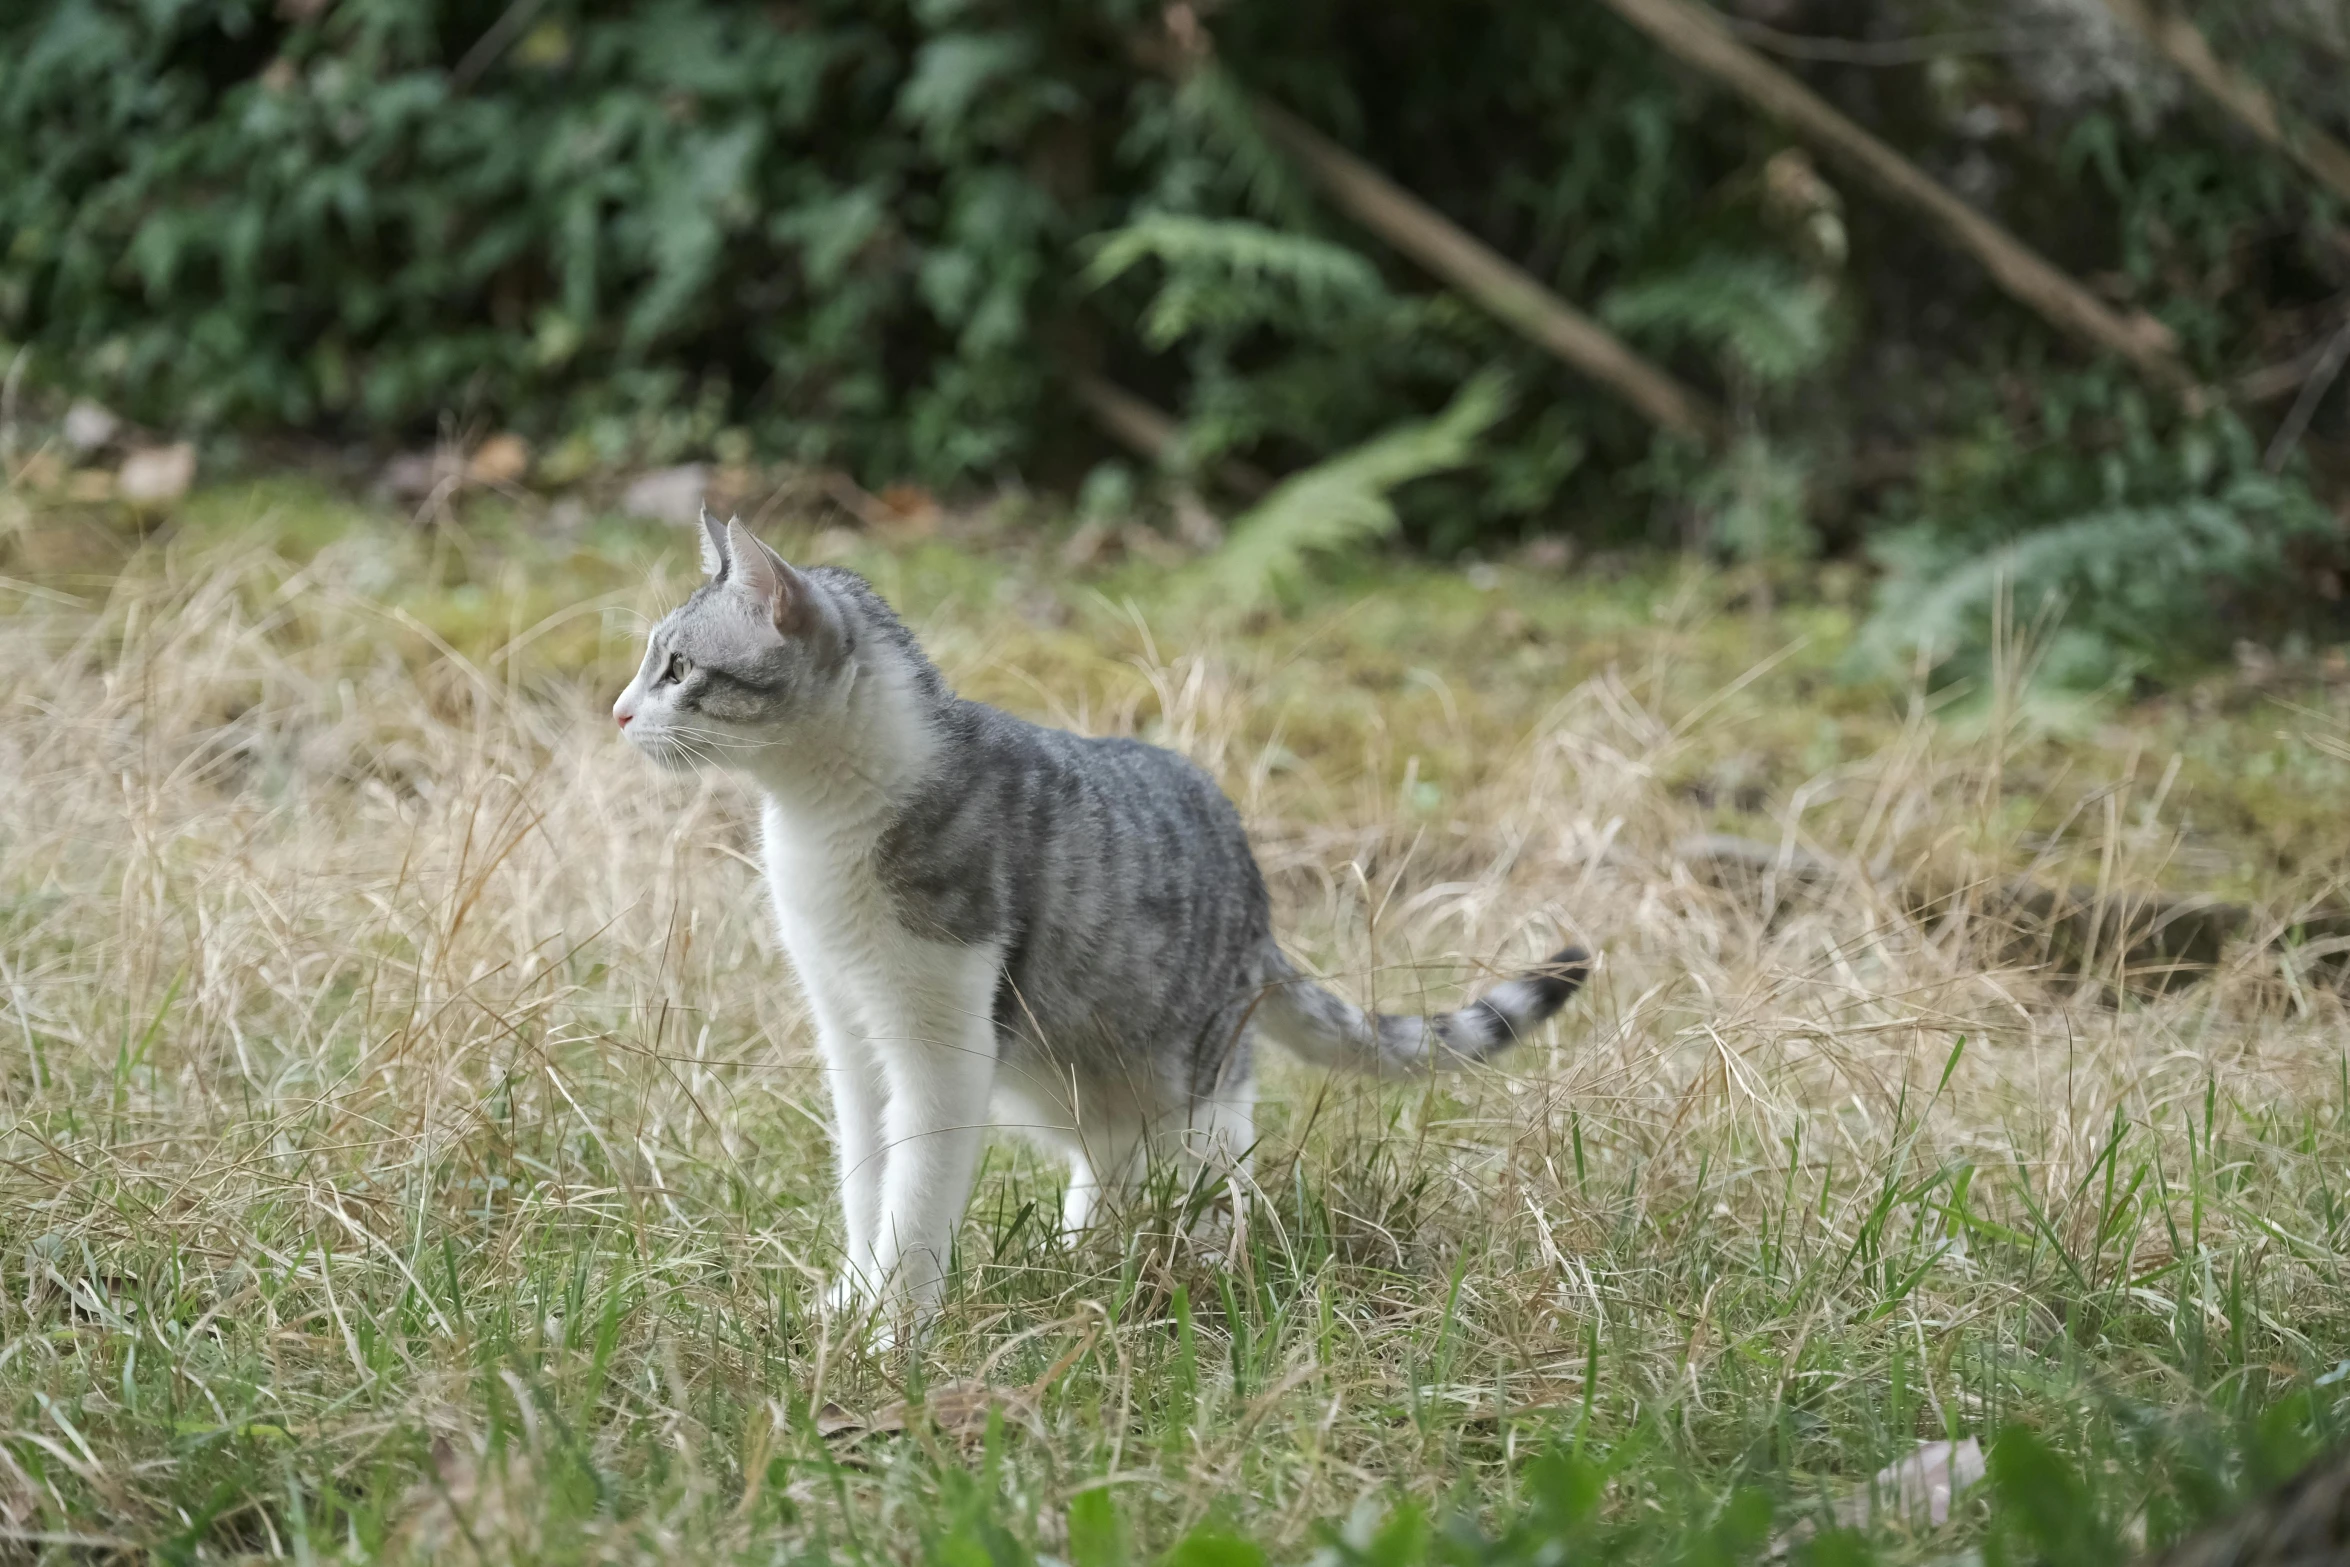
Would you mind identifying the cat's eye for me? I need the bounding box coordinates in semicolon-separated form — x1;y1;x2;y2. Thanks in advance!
660;652;692;685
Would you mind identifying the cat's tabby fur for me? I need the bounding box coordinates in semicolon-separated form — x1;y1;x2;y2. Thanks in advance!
614;511;1587;1331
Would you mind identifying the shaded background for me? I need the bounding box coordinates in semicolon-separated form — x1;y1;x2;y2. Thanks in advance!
5;0;2350;685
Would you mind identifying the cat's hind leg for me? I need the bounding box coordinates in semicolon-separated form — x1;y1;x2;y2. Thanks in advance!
1060;1114;1147;1235
1175;1073;1259;1203
986;1071;1148;1238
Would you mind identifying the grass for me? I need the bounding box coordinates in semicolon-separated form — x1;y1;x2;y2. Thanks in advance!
3;478;2350;1563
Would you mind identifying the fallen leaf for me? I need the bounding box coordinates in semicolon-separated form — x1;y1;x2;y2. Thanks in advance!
117;442;196;508
919;1378;1009;1438
466;432;531;486
812;1402;868;1440
815;1379;1017;1447
876;482;941;533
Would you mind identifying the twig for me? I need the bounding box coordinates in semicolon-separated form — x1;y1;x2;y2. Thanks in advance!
2235;333;2349;404
450;0;549;92
1249;101;1725;443
1072;374;1271;497
0;343;26;465
1128;21;1722;441
1723;19;2065;67
1594;0;2203;401
0;1527;141;1550
2263;315;2350;472
2096;0;2350;209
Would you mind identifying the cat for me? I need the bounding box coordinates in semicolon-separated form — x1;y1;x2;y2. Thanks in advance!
613;508;1588;1334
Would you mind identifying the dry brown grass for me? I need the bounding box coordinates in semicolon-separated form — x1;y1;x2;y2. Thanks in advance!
3;485;2349;1561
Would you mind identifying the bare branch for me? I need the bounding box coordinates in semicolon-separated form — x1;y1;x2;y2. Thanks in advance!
2097;0;2350;209
1249;101;1726;443
1595;0;2203;400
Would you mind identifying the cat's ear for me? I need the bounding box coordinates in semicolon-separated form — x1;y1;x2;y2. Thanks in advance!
698;503;730;578
725;517;829;640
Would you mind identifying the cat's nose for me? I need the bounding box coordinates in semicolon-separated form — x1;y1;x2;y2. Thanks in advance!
615;712;633;729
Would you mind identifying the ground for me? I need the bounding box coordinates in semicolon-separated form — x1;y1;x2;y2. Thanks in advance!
3;481;2349;1564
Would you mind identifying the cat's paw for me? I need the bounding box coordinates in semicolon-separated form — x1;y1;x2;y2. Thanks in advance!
823;1274;870;1318
828;1292;915;1355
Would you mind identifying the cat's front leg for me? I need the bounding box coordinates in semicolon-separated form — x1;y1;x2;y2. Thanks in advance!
807;998;888;1312
862;951;1003;1335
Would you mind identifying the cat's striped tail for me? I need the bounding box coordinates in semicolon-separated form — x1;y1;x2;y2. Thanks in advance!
1253;945;1589;1076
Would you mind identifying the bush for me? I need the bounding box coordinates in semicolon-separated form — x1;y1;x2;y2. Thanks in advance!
2;0;1149;477
2;0;2344;677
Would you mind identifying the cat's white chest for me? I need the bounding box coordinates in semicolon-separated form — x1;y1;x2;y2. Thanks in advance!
758;798;970;1036
760;800;895;961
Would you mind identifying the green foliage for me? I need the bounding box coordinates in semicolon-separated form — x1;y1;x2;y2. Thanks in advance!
1204;369;1510;610
1693;436;1816;564
1111;8;1739;560
1167;63;1319;230
1300;1413;2347;1567
1084;215;1390;350
1866;486;2324;689
1164;1530;1270;1567
1981;1428;2126;1566
1067;1485;1132;1567
1306;1448;1771;1567
1602;256;1838;393
1861;393;2335;688
1;0;2344;673
0;0;1130;480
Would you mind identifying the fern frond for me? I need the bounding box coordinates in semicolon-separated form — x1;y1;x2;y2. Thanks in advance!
1602;256;1834;387
896;32;1035;151
1084;214;1389;349
1204;369;1513;609
1862;477;2328;680
1693;435;1813;561
1173;63;1319;226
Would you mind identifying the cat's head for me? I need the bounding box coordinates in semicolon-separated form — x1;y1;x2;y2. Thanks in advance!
612;508;852;771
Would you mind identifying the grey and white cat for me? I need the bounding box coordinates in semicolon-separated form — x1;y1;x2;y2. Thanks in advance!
613;510;1587;1331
